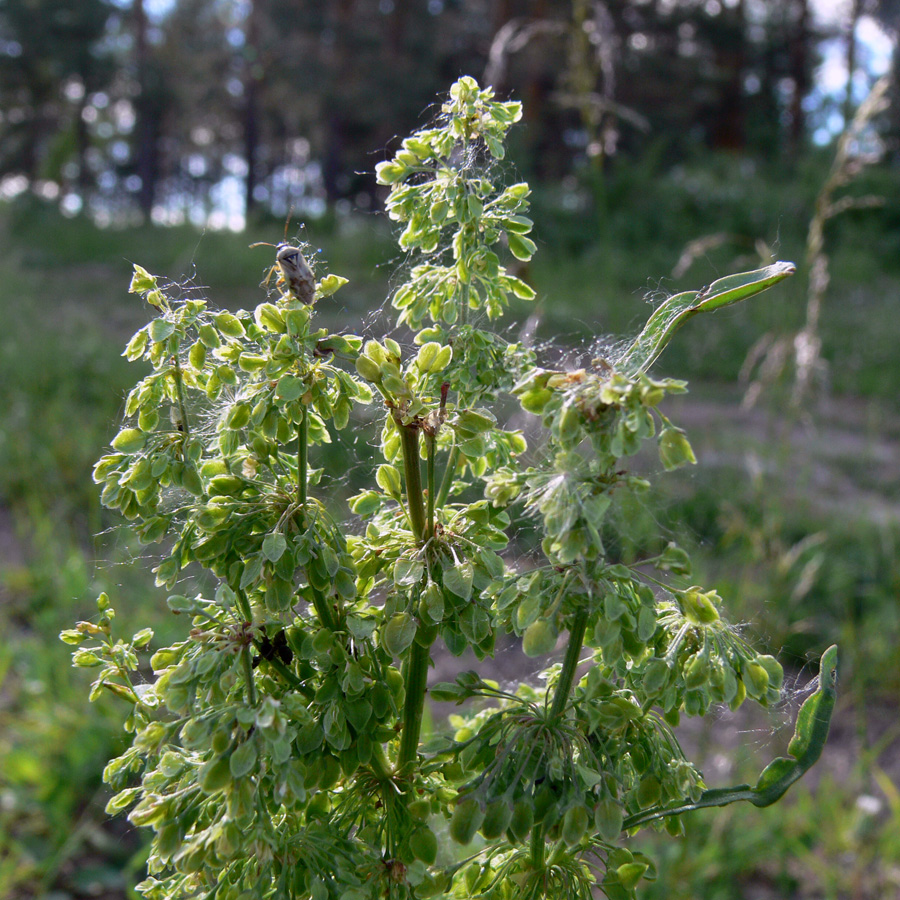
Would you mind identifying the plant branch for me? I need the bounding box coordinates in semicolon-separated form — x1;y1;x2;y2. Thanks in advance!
309;584;338;633
531;604;589;869
549;606;588;720
264;656;314;700
459;280;470;328
298;411;308;517
241;645;257;706
394;418;431;771
530;826;545;870
295;409;337;632
235;589;253;623
397;639;430;772
172;355;190;438
369;741;392;780
436;444;460;509
425;433;436;542
397;418;427;545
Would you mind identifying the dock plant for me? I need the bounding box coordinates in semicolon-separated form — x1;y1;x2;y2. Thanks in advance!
65;77;836;900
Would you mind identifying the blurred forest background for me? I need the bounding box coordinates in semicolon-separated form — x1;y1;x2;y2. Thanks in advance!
1;1;900;898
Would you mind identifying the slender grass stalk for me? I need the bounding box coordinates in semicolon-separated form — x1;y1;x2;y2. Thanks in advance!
296;407;339;632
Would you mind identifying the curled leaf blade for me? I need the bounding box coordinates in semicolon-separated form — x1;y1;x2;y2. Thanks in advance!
618;261;796;375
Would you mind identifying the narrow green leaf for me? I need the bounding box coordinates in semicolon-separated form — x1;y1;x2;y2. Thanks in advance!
617;862;649;891
429;682;464;702
522;619;557;657
419;583;445;625
240;555;264;589
188;340;206;370
658;427;697;470
618;262;796;374
508;277;536;300
455;409;496;434
124;329;149;360
344;697;373;732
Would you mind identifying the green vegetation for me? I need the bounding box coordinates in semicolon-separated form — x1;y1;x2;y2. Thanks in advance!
66;77;832;900
1;86;899;899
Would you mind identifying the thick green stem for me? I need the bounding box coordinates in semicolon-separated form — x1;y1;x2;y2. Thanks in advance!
235;588;253;623
172;355;190;438
394;420;431;770
369;742;392;780
298;412;308;515
397;420;427;545
310;586;337;633
296;409;337;631
530;827;545;869
241;646;257;706
436;444;460;509
425;434;436;541
549;606;589;720
265;656;314;700
397;639;430;771
531;605;589;869
459;280;470;327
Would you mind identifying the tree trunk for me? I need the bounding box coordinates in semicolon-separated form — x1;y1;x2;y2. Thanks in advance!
388;0;408;56
789;0;810;152
243;0;262;222
75;90;91;198
712;0;747;151
134;0;157;219
843;0;863;126
322;0;355;203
